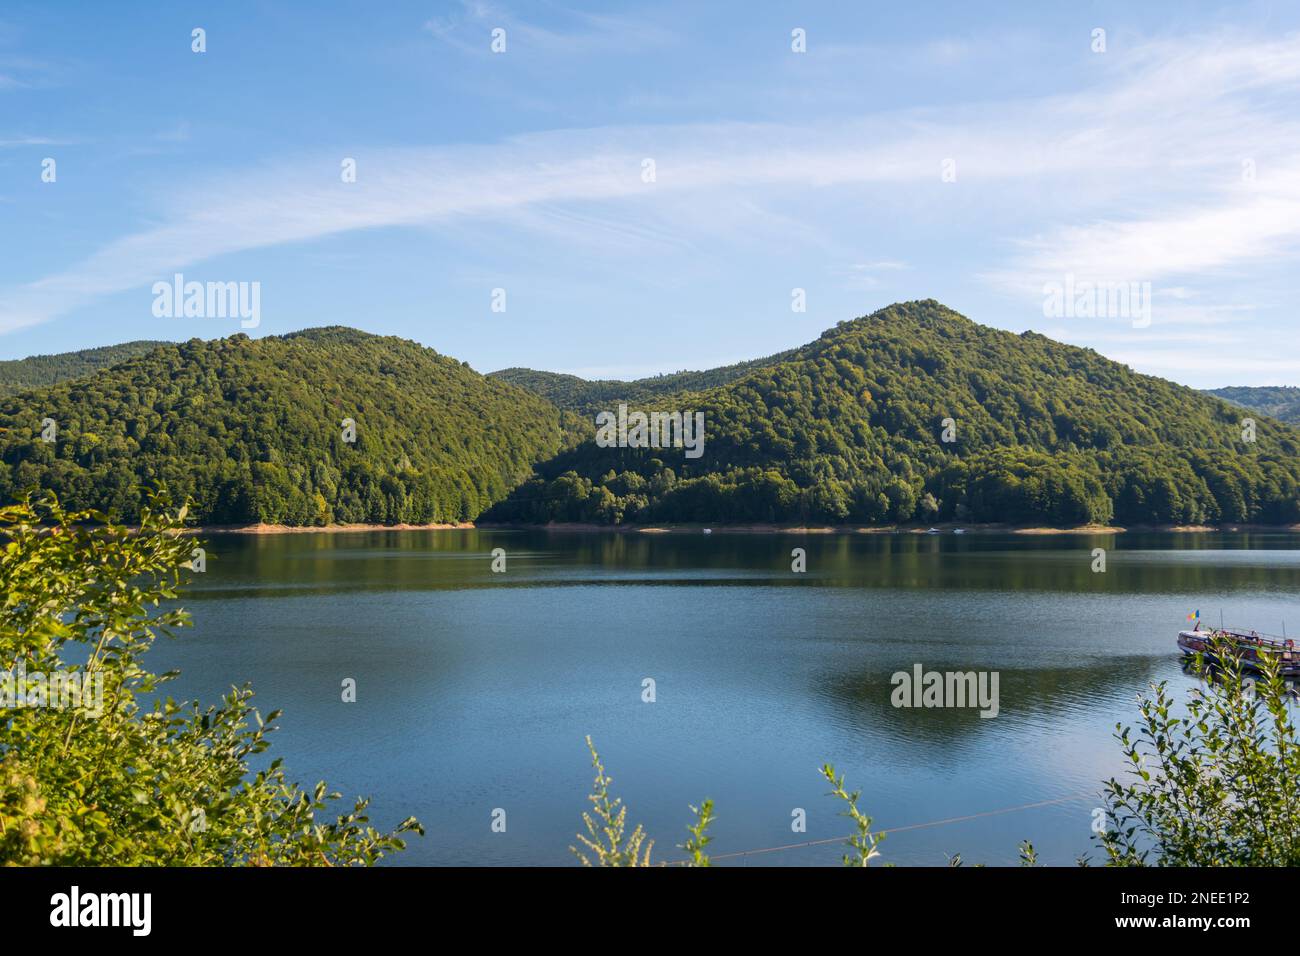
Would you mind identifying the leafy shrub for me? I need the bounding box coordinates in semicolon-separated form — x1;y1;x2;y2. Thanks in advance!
1098;635;1300;865
0;492;420;865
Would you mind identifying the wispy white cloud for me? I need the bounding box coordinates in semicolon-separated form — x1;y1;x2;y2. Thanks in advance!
3;27;1300;362
984;169;1300;296
0;134;65;148
425;0;674;55
834;259;910;290
0;53;60;93
979;31;1300;327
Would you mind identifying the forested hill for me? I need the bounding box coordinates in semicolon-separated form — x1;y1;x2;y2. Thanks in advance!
1208;386;1300;426
0;327;569;524
0;340;167;397
484;300;1300;527
490;348;797;415
4;304;1298;528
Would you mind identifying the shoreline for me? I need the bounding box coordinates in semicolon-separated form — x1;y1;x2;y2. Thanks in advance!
191;520;1300;535
191;521;476;535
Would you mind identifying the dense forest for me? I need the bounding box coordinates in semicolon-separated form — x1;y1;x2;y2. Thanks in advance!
0;340;166;397
0;328;570;524
1208;386;1300;426
3;302;1298;528
483;301;1300;527
490;348;798;415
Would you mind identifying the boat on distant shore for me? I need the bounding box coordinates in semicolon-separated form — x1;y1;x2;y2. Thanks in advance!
1177;624;1300;677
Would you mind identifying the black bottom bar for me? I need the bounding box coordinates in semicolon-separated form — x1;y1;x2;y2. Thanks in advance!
0;865;1272;941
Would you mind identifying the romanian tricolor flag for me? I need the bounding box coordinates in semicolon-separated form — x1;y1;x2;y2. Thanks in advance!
1187;609;1200;623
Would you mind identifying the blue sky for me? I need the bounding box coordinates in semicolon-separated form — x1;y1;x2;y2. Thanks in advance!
2;0;1299;386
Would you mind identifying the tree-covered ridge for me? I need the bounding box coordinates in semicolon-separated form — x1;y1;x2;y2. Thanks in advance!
5;303;1298;529
490;347;798;415
1208;386;1300;426
484;301;1300;527
0;327;568;525
0;340;168;397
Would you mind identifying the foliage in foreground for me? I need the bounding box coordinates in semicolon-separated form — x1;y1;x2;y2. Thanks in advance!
0;492;420;865
568;733;717;868
1098;636;1300;866
570;735;655;866
820;763;885;866
569;739;885;868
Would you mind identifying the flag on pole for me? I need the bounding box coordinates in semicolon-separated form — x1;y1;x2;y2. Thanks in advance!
1187;609;1200;622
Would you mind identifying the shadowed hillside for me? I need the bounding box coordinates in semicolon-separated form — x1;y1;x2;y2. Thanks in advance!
1208;386;1300;426
0;341;168;397
490;348;797;415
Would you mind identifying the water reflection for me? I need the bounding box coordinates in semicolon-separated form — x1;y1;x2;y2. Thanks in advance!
149;529;1299;865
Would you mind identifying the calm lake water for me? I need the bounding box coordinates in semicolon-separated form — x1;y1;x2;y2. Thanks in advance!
149;530;1300;866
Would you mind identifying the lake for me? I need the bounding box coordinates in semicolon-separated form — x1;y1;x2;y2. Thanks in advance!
149;529;1300;866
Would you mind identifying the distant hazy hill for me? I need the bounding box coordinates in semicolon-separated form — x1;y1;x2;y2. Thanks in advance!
1207;386;1300;426
0;341;167;397
0;328;568;524
484;301;1300;528
490;349;797;415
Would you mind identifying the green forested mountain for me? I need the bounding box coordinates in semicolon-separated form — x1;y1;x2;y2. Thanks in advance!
4;303;1298;528
490;348;797;415
0;340;168;397
484;301;1300;527
1207;386;1300;426
0;327;569;524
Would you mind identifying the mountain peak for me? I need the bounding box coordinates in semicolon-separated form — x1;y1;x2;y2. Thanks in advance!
487;302;1300;528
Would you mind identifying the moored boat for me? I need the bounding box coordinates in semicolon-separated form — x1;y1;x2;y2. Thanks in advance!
1177;625;1300;677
